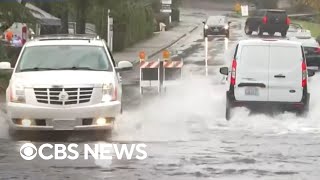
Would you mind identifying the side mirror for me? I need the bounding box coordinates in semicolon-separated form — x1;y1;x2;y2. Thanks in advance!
220;67;229;75
116;61;133;72
202;21;206;24
0;62;12;70
228;21;232;25
0;62;13;73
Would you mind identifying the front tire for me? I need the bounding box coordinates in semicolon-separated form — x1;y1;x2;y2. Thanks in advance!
244;24;252;35
9;129;28;140
94;129;112;140
226;31;230;38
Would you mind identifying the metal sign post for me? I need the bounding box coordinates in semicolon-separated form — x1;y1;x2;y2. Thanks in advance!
205;36;208;76
107;9;114;52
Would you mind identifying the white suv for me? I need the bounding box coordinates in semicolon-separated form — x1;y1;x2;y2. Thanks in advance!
220;39;314;120
0;35;133;137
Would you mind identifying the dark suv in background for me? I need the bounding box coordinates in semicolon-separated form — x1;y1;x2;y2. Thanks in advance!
244;9;290;37
203;16;231;38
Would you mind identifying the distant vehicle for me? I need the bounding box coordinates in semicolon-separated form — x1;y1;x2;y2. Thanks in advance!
288;23;312;36
244;9;290;37
0;35;133;139
220;39;314;120
290;33;320;67
203;16;231;38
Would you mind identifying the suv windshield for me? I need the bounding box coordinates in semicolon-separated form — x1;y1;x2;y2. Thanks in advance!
16;46;112;72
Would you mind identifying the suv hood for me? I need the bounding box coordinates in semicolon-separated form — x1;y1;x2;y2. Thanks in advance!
11;71;116;88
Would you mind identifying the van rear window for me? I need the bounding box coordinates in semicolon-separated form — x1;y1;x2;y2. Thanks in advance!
267;11;287;18
240;45;269;68
269;46;302;70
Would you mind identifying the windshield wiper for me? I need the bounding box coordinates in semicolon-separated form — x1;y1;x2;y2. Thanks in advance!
20;67;58;72
58;67;106;71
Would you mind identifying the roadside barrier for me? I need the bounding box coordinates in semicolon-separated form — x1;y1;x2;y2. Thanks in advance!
138;50;184;95
162;58;184;88
139;58;161;95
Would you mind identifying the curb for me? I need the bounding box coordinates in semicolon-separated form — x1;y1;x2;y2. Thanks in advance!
130;25;200;65
122;25;199;86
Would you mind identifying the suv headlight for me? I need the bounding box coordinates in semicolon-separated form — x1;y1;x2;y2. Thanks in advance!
224;24;229;29
9;84;25;103
102;83;117;102
204;24;209;30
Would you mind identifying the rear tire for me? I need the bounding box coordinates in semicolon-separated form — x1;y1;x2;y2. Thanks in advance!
281;31;287;37
297;94;310;116
244;24;252;35
257;26;263;36
226;95;232;121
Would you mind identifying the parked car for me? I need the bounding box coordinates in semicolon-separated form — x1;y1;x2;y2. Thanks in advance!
203;16;231;38
0;34;133;138
220;39;314;120
244;9;290;37
289;33;320;68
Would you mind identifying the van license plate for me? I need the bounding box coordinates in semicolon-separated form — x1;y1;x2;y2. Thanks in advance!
245;87;259;96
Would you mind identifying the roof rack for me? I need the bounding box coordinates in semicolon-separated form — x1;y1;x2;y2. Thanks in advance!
31;34;100;41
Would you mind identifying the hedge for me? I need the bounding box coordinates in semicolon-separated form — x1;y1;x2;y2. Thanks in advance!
112;2;154;51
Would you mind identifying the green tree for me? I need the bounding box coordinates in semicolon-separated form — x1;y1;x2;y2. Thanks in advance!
0;1;34;32
300;0;320;10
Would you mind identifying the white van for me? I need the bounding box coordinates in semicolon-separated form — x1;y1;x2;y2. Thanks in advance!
220;39;314;120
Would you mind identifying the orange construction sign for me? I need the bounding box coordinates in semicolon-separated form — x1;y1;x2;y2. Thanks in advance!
139;51;146;62
162;50;170;60
6;30;13;42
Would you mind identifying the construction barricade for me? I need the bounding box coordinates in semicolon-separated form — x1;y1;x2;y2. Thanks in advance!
162;58;184;89
138;50;184;95
139;58;161;95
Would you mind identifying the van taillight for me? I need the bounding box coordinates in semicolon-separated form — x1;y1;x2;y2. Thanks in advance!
286;17;291;25
231;59;237;86
262;16;268;24
302;61;307;87
315;47;320;54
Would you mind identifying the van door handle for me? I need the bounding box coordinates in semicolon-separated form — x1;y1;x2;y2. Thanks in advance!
274;74;286;78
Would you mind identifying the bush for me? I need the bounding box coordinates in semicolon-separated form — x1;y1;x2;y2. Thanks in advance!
111;2;155;51
0;43;11;94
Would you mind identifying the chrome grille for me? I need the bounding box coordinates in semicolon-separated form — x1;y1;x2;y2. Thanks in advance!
34;87;93;105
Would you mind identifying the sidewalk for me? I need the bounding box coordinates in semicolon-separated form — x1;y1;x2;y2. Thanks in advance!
113;17;200;64
113;9;203;85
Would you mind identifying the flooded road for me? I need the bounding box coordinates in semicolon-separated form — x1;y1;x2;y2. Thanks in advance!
0;8;320;180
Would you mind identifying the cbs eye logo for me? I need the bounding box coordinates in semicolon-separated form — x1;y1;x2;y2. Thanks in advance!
20;143;37;160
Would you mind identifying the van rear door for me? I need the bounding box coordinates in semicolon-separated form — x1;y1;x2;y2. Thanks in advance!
268;45;303;102
234;45;269;101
